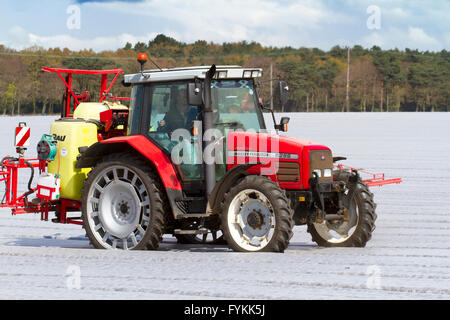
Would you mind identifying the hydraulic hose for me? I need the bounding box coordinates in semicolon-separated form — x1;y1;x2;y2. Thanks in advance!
22;160;35;207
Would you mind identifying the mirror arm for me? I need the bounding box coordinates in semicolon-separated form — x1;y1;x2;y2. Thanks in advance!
254;82;277;130
259;103;278;131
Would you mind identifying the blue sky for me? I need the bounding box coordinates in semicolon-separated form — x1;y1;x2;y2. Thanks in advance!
0;0;448;52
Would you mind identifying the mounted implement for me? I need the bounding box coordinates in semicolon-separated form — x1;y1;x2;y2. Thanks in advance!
1;68;130;224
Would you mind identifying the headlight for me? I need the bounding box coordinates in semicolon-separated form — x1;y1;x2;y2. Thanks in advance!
313;169;322;177
323;169;332;177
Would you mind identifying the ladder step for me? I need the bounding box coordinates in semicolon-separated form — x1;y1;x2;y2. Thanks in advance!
174;229;208;235
182;197;205;201
177;213;209;218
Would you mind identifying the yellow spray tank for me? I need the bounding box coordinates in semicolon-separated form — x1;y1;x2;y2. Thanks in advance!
48;102;127;201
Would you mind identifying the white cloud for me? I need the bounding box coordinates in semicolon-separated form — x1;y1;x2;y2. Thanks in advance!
2;0;447;52
4;26;30;49
7;29;159;51
3;0;344;51
83;0;343;47
362;26;444;51
407;27;441;50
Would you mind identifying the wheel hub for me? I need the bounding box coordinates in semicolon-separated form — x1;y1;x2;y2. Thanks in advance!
247;210;264;230
239;198;272;238
119;202;130;216
98;180;142;239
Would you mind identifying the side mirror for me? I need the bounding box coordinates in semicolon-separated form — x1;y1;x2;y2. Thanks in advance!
277;81;289;107
188;82;203;106
275;117;290;132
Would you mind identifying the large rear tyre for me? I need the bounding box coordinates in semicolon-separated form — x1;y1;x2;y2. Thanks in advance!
220;175;294;253
307;171;377;247
81;154;166;250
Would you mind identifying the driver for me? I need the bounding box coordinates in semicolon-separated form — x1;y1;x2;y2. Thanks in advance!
228;92;255;114
240;92;255;113
158;89;200;134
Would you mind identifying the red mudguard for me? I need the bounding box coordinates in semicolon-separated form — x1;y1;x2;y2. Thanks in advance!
101;135;182;191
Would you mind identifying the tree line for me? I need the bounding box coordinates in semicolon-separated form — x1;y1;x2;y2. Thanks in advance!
0;34;448;115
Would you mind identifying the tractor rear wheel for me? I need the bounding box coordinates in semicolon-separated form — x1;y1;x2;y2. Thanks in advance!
220;175;294;253
81;154;166;250
307;171;377;247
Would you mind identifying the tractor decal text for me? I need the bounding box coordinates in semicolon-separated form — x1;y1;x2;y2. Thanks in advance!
228;150;299;160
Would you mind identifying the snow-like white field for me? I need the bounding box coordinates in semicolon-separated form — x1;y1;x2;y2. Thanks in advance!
0;113;449;300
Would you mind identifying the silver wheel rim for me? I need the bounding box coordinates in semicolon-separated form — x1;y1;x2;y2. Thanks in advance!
313;198;359;244
86;166;151;250
227;189;275;251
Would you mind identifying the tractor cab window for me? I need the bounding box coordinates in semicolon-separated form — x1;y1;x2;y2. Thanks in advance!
147;82;202;181
147;82;200;138
211;80;264;134
127;84;144;135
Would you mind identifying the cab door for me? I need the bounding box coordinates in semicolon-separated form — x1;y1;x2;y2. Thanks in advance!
144;81;203;186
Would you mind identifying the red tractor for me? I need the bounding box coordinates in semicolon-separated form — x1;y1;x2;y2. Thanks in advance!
1;55;401;252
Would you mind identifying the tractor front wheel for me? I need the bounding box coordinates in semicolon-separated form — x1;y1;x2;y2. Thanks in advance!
81;154;166;250
220;175;294;253
307;171;377;247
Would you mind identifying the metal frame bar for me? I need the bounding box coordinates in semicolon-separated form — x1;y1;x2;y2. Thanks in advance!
335;163;402;187
42;67;125;117
0;158;82;225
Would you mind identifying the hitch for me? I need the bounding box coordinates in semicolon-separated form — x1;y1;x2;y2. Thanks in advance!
308;170;361;224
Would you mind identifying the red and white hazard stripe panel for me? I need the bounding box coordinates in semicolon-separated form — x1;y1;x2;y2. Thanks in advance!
15;126;31;147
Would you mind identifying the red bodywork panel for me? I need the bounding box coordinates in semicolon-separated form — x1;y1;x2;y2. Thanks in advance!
101;132;330;192
101;135;182;191
227;132;331;190
101;133;401;193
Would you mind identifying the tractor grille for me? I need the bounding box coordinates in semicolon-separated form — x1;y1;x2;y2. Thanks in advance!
309;150;333;183
277;162;300;182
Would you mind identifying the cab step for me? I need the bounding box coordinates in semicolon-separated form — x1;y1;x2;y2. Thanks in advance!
174;228;208;235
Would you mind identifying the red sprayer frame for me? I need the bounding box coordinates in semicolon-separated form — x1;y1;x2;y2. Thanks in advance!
42;67;130;118
0;68;131;225
335;163;402;187
0;157;83;224
0;158;40;212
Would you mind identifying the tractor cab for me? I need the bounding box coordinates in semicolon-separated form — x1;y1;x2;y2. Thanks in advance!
123;63;282;194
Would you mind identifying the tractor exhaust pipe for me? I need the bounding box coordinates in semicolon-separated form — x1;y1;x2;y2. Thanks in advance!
204;65;216;197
